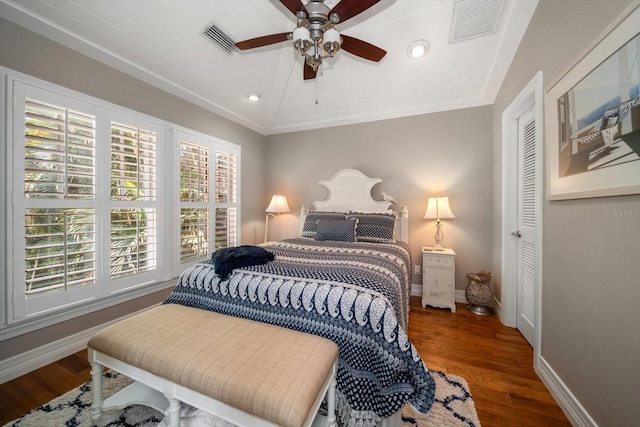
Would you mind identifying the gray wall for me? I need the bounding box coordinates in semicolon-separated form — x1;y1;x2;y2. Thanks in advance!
264;107;495;291
0;17;266;359
492;1;640;425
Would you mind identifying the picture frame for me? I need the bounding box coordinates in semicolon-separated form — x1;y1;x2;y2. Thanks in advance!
546;3;640;200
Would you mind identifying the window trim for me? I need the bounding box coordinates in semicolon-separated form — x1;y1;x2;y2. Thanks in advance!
0;67;241;340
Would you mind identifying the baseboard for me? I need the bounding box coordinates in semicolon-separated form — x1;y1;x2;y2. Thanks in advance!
410;283;422;296
537;356;598;427
491;295;503;320
410;284;470;304
0;304;159;385
455;289;469;304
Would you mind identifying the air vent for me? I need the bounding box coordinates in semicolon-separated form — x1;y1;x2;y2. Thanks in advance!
450;0;505;43
202;23;238;54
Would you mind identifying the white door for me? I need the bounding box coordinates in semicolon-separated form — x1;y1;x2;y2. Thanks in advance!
514;106;537;346
501;72;542;353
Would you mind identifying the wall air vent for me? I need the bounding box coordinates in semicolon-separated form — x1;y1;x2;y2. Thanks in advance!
449;0;505;44
202;23;238;55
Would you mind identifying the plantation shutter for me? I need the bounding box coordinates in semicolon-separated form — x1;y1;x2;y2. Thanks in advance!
23;98;97;296
110;121;158;280
214;150;238;249
179;139;210;261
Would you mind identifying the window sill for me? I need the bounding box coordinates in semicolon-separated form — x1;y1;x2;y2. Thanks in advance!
0;279;177;341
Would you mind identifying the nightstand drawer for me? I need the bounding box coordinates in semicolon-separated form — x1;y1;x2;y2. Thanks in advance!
423;255;454;268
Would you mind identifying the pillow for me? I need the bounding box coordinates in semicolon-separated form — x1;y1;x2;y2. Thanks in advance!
301;211;347;237
346;212;397;243
314;218;358;242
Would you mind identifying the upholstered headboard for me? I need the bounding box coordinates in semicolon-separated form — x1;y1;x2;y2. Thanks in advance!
300;169;409;244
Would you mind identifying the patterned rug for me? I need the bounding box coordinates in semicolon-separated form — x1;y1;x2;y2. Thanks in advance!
4;370;480;427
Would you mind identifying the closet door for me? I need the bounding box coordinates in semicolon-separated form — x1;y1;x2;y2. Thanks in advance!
515;105;538;347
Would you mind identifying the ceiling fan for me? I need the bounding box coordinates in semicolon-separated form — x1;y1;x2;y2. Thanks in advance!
235;0;387;80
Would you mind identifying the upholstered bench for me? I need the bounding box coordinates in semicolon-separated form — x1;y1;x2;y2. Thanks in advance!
87;304;339;427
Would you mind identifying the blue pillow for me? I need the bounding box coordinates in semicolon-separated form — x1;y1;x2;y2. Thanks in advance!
301;211;347;237
314;218;358;242
346;212;396;243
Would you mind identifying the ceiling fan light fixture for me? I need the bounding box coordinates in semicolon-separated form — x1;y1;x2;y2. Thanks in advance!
407;40;430;58
323;28;341;57
293;26;312;54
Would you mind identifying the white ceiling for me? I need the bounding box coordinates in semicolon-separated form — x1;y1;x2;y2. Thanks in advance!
0;0;538;135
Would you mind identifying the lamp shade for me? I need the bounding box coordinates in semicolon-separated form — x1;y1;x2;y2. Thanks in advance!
266;194;291;213
424;196;455;220
293;26;311;43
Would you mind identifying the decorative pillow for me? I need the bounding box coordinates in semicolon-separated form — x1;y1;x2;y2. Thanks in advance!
301;211;347;237
314;218;358;242
346;212;397;243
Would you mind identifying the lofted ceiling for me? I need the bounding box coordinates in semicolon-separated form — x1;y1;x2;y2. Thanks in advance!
0;0;538;135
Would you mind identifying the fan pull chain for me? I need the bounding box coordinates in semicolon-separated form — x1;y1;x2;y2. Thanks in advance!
315;65;323;105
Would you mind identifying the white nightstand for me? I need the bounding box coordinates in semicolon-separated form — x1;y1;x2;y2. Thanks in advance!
421;248;456;312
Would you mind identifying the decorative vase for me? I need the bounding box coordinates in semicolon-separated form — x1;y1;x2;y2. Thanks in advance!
466;272;493;316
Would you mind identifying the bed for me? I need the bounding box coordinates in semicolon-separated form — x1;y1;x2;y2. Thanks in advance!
164;169;435;427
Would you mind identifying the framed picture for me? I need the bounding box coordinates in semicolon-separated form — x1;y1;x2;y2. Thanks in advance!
546;3;640;200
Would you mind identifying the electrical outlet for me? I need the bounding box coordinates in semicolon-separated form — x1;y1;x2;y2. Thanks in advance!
414;265;420;275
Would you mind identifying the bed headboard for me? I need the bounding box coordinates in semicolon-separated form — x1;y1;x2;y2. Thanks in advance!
300;169;409;244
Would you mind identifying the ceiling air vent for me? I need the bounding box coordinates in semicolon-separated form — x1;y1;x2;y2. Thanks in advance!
202;23;238;55
449;0;505;44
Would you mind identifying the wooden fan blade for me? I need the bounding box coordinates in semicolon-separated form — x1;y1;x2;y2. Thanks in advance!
303;62;317;80
330;0;380;24
235;32;290;50
340;35;386;62
279;0;307;16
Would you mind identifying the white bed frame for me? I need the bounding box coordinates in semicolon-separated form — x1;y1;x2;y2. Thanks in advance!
299;169;409;244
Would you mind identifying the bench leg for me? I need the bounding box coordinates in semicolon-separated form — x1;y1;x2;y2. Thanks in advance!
166;396;181;427
326;364;337;427
90;360;104;423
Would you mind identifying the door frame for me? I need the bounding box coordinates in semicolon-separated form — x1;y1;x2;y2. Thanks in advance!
501;71;544;360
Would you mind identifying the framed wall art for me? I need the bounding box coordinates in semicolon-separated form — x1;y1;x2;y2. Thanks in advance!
546;3;640;200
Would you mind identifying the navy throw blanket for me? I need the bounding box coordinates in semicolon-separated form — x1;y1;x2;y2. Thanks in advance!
210;245;275;280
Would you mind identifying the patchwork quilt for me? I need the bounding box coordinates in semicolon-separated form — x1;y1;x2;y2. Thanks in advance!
164;238;435;426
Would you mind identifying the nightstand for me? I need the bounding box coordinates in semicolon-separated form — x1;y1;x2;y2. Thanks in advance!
421;248;456;312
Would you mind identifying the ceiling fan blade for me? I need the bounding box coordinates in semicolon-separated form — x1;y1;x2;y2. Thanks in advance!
279;0;307;16
303;62;317;80
330;0;380;24
340;35;386;62
235;32;290;50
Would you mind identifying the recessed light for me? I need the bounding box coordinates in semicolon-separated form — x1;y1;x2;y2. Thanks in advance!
407;40;430;59
246;92;261;102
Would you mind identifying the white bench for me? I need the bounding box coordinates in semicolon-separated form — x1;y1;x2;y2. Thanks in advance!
88;304;338;427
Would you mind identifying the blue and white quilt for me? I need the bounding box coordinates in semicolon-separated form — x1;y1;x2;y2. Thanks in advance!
164;238;435;426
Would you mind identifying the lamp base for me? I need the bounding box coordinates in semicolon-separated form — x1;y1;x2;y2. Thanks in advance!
433;222;445;251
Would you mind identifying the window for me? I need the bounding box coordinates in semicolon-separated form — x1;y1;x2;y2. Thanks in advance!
110;119;159;282
214;150;238;249
5;74;240;328
179;138;210;262
23;99;97;299
177;131;239;264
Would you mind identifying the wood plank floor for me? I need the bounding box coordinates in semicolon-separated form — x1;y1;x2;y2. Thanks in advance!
0;297;572;426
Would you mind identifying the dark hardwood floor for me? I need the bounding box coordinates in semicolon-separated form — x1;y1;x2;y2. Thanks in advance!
0;297;572;426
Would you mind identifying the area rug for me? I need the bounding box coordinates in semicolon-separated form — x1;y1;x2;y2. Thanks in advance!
4;370;479;427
